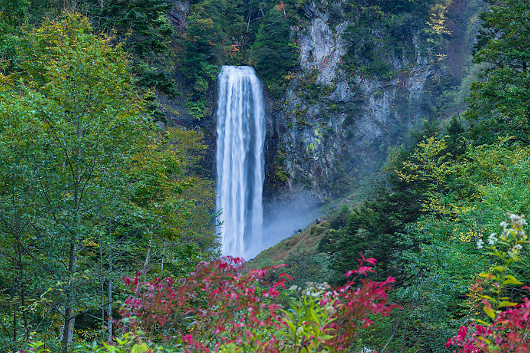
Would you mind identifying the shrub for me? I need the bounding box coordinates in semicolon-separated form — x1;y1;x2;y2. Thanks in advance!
446;214;530;353
21;255;399;352
117;255;399;352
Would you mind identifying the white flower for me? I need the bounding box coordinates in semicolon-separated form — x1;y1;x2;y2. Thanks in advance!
488;233;498;246
477;239;484;249
508;214;527;226
514;244;522;251
324;303;336;315
500;221;508;228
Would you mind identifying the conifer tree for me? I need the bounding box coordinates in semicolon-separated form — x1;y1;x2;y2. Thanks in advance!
253;6;298;87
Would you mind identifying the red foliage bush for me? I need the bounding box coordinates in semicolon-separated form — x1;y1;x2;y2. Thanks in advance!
119;254;398;352
446;296;530;353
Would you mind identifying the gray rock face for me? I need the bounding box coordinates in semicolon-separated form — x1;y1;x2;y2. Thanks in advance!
262;2;450;205
298;15;347;85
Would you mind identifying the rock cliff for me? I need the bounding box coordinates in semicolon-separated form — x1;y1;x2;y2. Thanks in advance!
169;0;482;211
263;1;459;206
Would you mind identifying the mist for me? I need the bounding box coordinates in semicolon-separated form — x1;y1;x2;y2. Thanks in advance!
245;195;323;260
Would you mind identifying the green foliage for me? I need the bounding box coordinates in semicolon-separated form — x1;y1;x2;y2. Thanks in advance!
25;331;179;352
179;0;244;118
0;13;153;352
341;6;402;79
0;13;215;352
328;205;350;230
89;0;173;57
0;0;29;33
2;0;178;100
281;284;336;351
168;128;219;254
342;0;452;79
446;215;530;352
272;146;290;186
465;0;530;144
317;121;474;353
364;137;530;352
346;0;450;19
252;7;298;94
319;120;468;285
182;11;221;119
282;250;331;288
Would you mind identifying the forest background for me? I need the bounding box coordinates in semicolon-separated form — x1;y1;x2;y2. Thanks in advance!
0;0;529;352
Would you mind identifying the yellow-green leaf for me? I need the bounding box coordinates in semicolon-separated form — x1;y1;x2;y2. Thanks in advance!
483;305;495;319
498;301;518;308
131;343;149;353
502;275;523;286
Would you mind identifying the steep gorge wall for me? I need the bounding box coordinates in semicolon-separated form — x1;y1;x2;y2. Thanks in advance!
263;1;461;207
168;0;482;212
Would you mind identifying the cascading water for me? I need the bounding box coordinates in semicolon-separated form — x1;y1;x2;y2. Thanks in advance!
216;66;265;259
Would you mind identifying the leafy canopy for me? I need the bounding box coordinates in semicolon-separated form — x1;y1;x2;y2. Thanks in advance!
465;0;530;144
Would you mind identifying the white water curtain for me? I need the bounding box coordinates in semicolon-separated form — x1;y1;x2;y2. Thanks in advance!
216;66;265;259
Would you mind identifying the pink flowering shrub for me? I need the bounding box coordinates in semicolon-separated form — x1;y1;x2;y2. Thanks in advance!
446;296;530;352
118;254;398;352
447;214;530;353
119;256;289;351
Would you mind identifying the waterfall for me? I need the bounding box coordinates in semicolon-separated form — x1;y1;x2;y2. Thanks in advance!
216;66;265;259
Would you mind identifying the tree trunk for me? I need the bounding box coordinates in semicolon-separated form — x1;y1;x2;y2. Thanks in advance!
61;242;76;353
143;235;153;275
12;298;16;353
108;278;113;340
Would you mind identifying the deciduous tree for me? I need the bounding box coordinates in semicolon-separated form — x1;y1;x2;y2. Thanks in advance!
0;13;151;352
465;0;530;144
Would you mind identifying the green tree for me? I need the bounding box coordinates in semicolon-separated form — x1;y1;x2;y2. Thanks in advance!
319;121;468;285
0;0;29;33
168;128;219;254
320;147;428;286
253;6;298;94
388;139;530;352
127;128;219;278
465;0;530;144
89;0;178;114
341;5;393;78
0;13;153;352
89;0;173;58
0;12;222;350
